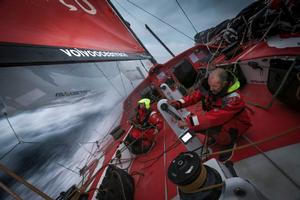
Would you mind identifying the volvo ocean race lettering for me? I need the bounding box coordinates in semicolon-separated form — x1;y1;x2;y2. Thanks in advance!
59;48;128;58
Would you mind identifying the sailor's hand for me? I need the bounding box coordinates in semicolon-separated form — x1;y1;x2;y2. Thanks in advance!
178;120;188;129
168;100;181;109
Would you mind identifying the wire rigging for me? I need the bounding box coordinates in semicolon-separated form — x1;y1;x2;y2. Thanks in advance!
125;0;194;41
3;113;22;144
116;61;128;97
114;0;145;27
56;162;80;176
94;63;124;98
175;0;198;34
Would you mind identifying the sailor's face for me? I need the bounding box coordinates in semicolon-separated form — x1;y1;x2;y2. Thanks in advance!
208;76;224;95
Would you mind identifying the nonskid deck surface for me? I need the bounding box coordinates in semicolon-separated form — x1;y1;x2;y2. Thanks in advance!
235;143;300;200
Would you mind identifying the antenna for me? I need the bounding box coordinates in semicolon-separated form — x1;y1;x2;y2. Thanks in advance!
125;0;194;41
145;24;175;57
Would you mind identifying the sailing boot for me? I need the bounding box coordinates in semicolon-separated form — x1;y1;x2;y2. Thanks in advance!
218;128;238;162
207;136;217;147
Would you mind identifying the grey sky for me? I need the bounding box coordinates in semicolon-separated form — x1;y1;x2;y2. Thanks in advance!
111;0;255;63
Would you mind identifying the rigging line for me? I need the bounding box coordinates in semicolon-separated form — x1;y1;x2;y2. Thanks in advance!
0;143;19;161
114;0;145;27
204;37;224;78
112;171;127;200
130;80;135;89
135;139;181;163
94;63;124;98
259;11;282;42
242;135;300;191
78;142;94;155
139;60;149;73
80;148;101;176
79;126;134;189
137;141;181;171
3;113;22;144
81;128;179;191
125;0;194;41
175;0;198;34
246;57;298;110
21;141;69;145
203;125;300;158
0;164;53;200
83;127;148;185
116;61;128;97
93;110;123;149
163;122;168;200
56;162;80;176
0;180;22;200
247;4;268;40
82;142;105;170
76;141;98;144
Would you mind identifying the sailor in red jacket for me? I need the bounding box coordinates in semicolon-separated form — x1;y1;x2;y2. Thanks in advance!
169;68;251;161
127;98;163;154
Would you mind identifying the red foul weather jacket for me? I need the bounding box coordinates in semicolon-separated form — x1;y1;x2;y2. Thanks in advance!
131;107;163;142
177;80;251;145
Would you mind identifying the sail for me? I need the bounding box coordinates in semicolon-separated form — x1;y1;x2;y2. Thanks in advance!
0;0;151;65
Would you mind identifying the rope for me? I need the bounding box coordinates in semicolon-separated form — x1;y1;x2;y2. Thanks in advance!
204;37;224;78
77;109;125;186
178;165;207;193
247;5;268;40
188;182;224;193
80;120;299;197
175;0;198;34
179;125;300;195
202;125;300;158
126;0;194;41
80;101;124;165
246;58;298;110
259;11;282;42
79;125;141;191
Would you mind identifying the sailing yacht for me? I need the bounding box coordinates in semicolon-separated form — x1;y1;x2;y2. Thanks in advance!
0;0;299;200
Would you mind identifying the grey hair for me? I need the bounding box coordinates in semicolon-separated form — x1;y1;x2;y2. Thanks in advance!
209;68;228;83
